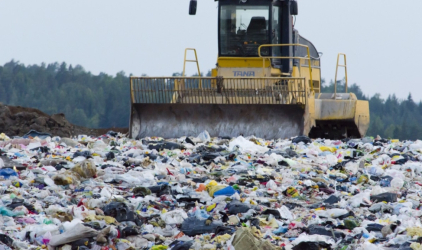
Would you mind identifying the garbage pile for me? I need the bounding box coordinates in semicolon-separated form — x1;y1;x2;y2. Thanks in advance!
0;103;128;138
0;131;422;250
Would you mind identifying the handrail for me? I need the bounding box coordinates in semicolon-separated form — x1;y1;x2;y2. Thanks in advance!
130;78;135;104
258;44;314;92
130;76;306;79
129;76;308;106
334;53;348;95
183;48;202;88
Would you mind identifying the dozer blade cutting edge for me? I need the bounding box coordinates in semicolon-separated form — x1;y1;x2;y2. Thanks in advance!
130;103;304;139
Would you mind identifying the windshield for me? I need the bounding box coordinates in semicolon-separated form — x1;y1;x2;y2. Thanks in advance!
220;5;270;57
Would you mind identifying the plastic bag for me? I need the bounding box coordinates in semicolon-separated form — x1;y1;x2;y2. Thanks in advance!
231;227;277;250
180;217;223;236
71;160;97;178
42;231;51;245
207;185;226;197
194;209;210;220
266;180;278;190
48;223;98;246
0;206;25;217
125;235;149;249
73;206;92;220
53;159;97;185
229;136;268;154
370;192;398;203
390;178;404;191
197;130;211;142
214;186;236;197
0;168;18;179
315;208;348;218
43;177;57;188
161;209;188;225
278;206;294;221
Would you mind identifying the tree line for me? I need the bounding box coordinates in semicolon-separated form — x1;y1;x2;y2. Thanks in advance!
0;60;129;128
0;60;420;140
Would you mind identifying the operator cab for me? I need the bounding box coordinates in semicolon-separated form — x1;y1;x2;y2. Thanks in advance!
218;0;298;73
189;0;319;75
219;4;271;57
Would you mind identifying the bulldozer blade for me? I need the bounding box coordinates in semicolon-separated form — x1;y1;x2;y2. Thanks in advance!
130;104;304;139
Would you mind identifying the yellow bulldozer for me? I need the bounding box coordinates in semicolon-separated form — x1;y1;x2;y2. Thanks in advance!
129;0;370;139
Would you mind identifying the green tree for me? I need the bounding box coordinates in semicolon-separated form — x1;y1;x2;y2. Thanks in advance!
0;60;130;128
367;115;384;137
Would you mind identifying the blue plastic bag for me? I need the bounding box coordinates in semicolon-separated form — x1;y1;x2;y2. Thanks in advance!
0;168;18;179
214;186;236;197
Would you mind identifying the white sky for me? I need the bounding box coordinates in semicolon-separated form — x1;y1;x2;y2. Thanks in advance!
1;0;422;101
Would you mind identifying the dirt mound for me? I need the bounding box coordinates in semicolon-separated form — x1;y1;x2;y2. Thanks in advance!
0;103;128;137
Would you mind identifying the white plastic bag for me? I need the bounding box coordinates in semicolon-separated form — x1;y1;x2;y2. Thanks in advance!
49;223;98;246
229;136;268;154
160;209;188;225
100;186;112;199
278;206;294;221
315;208;348;218
390;177;404;191
226;233;236;250
72;205;92;220
266;180;278;190
44;177;57;188
197;130;211;142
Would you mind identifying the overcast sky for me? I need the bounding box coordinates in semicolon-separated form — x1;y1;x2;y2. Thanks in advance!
1;0;422;101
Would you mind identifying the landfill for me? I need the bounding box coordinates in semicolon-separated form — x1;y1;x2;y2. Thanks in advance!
0;131;422;250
